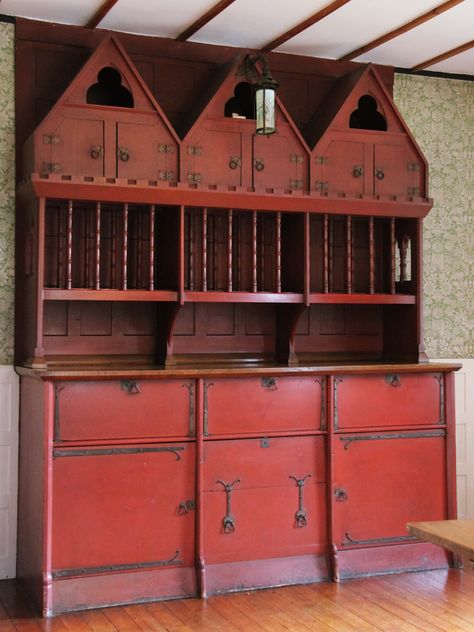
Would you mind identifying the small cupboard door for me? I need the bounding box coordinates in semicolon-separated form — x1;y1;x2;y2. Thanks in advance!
203;436;327;564
332;431;447;548
253;126;309;191
51;443;195;574
313;134;366;196
373;140;424;198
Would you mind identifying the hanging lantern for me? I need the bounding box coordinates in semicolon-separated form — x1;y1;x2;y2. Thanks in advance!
240;53;279;135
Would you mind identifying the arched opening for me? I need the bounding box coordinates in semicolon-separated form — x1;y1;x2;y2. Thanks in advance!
86;67;134;108
349;95;387;131
224;82;254;120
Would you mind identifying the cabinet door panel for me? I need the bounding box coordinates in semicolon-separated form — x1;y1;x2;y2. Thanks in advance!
315;137;365;195
51;444;195;571
204;485;326;563
332;433;447;547
203;436;326;491
206;376;323;435
117;119;178;181
184;126;243;187
335;373;443;430
253;128;309;191
42;115;105;177
374;141;418;197
57;379;193;441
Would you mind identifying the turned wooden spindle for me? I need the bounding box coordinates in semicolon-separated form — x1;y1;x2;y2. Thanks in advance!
276;211;282;293
390;217;396;294
369;216;375;294
346;215;352;293
122;203;128;290
252;211;258;292
202;208;208;291
66;200;73;290
110;209;117;289
227;209;233;292
323;213;329;293
149;205;155;291
136;207;143;289
94;201;101;290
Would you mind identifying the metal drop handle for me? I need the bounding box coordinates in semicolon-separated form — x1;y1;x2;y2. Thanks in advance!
217;479;240;533
90;145;103;160
229;156;241;170
352;165;363;178
118;147;130;162
289;474;311;527
375;167;385;180
254;158;265;172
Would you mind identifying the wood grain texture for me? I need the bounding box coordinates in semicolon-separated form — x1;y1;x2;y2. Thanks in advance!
407;520;474;559
3;570;474;629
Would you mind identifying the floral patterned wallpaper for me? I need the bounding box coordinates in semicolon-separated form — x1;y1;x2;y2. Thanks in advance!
0;23;15;365
0;23;471;363
394;73;473;359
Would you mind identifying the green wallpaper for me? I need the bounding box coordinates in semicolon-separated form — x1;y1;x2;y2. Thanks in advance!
0;24;471;362
0;23;15;365
394;73;473;359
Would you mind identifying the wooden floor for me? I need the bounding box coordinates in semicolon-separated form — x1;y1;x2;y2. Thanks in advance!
1;570;474;631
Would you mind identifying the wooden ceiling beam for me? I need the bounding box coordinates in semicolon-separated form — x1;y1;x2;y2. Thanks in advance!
85;0;120;29
176;0;237;42
339;0;465;61
260;0;351;53
412;39;474;70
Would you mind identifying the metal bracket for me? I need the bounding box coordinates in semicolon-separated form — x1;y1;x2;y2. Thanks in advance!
333;378;344;430
261;376;278;391
121;380;140;395
188;146;202;156
385;373;401;387
314;378;326;430
434;374;445;424
217;479;240;533
182;382;195;436
158;144;174;154
340;429;446;450
289;474;311;528
342;532;417;547
42;134;60;145
290;154;304;164
187;172;202;183
158;170;175;181
203;382;214;435
315;155;328;165
178;499;196;514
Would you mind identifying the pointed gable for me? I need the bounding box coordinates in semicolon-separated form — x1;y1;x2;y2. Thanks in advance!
306;64;427;199
23;34;179;181
180;53;310;191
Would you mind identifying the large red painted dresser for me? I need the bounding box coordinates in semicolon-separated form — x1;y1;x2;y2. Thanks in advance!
15;24;459;616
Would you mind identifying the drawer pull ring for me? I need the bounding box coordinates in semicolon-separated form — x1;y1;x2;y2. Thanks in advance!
254;158;265;172
229;156;241;170
118;147;130;162
217;479;240;533
121;380;140;395
352;165;363;178
375;167;385;180
334;487;348;502
261;377;278;391
289;474;311;528
90;145;103;160
385;374;401;387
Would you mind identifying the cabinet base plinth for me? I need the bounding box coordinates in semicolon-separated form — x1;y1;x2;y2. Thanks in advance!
335;542;450;580
205;554;330;596
45;566;197;617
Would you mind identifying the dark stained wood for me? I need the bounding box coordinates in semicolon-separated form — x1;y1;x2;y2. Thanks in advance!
412;39;474;70
339;0;465;61
261;0;351;53
175;0;237;42
84;0;120;29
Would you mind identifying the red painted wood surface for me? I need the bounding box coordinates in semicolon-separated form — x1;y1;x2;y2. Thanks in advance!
331;433;447;547
334;372;443;429
56;379;193;441
204;376;323;435
51;443;195;571
202;436;327;563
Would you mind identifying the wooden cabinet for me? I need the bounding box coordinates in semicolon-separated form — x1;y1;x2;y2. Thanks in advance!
15;27;458;617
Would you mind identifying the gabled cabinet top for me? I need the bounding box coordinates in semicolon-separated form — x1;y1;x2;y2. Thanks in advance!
23;35;179;182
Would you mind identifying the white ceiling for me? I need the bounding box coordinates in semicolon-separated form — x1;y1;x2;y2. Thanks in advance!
1;0;473;76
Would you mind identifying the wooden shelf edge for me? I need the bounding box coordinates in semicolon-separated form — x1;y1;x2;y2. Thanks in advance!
183;291;304;303
309;293;416;305
43;289;179;301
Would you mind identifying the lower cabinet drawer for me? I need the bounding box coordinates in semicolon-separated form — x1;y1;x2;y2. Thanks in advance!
204;376;324;435
203;436;327;563
334;372;444;430
55;379;194;441
51;443;195;574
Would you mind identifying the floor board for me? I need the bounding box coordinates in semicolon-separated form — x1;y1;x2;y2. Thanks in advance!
1;570;473;632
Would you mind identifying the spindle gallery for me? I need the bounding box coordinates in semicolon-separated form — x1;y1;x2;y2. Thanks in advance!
14;24;459;617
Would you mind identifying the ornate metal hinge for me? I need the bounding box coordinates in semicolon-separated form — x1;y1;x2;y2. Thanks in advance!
187;146;202;156
177;499;196;514
158;144;174;154
342;532;417;547
158;170;175;181
407;162;420;172
182;382;195;436
217;479;240;533
290;179;303;189
290;154;304;164
42;134;60;145
187;172;202;183
289;474;311;527
315;181;329;192
315;378;326;430
408;187;421;196
434;374;445;424
203;382;214;435
333;377;344;430
42;162;61;173
315;155;328;165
